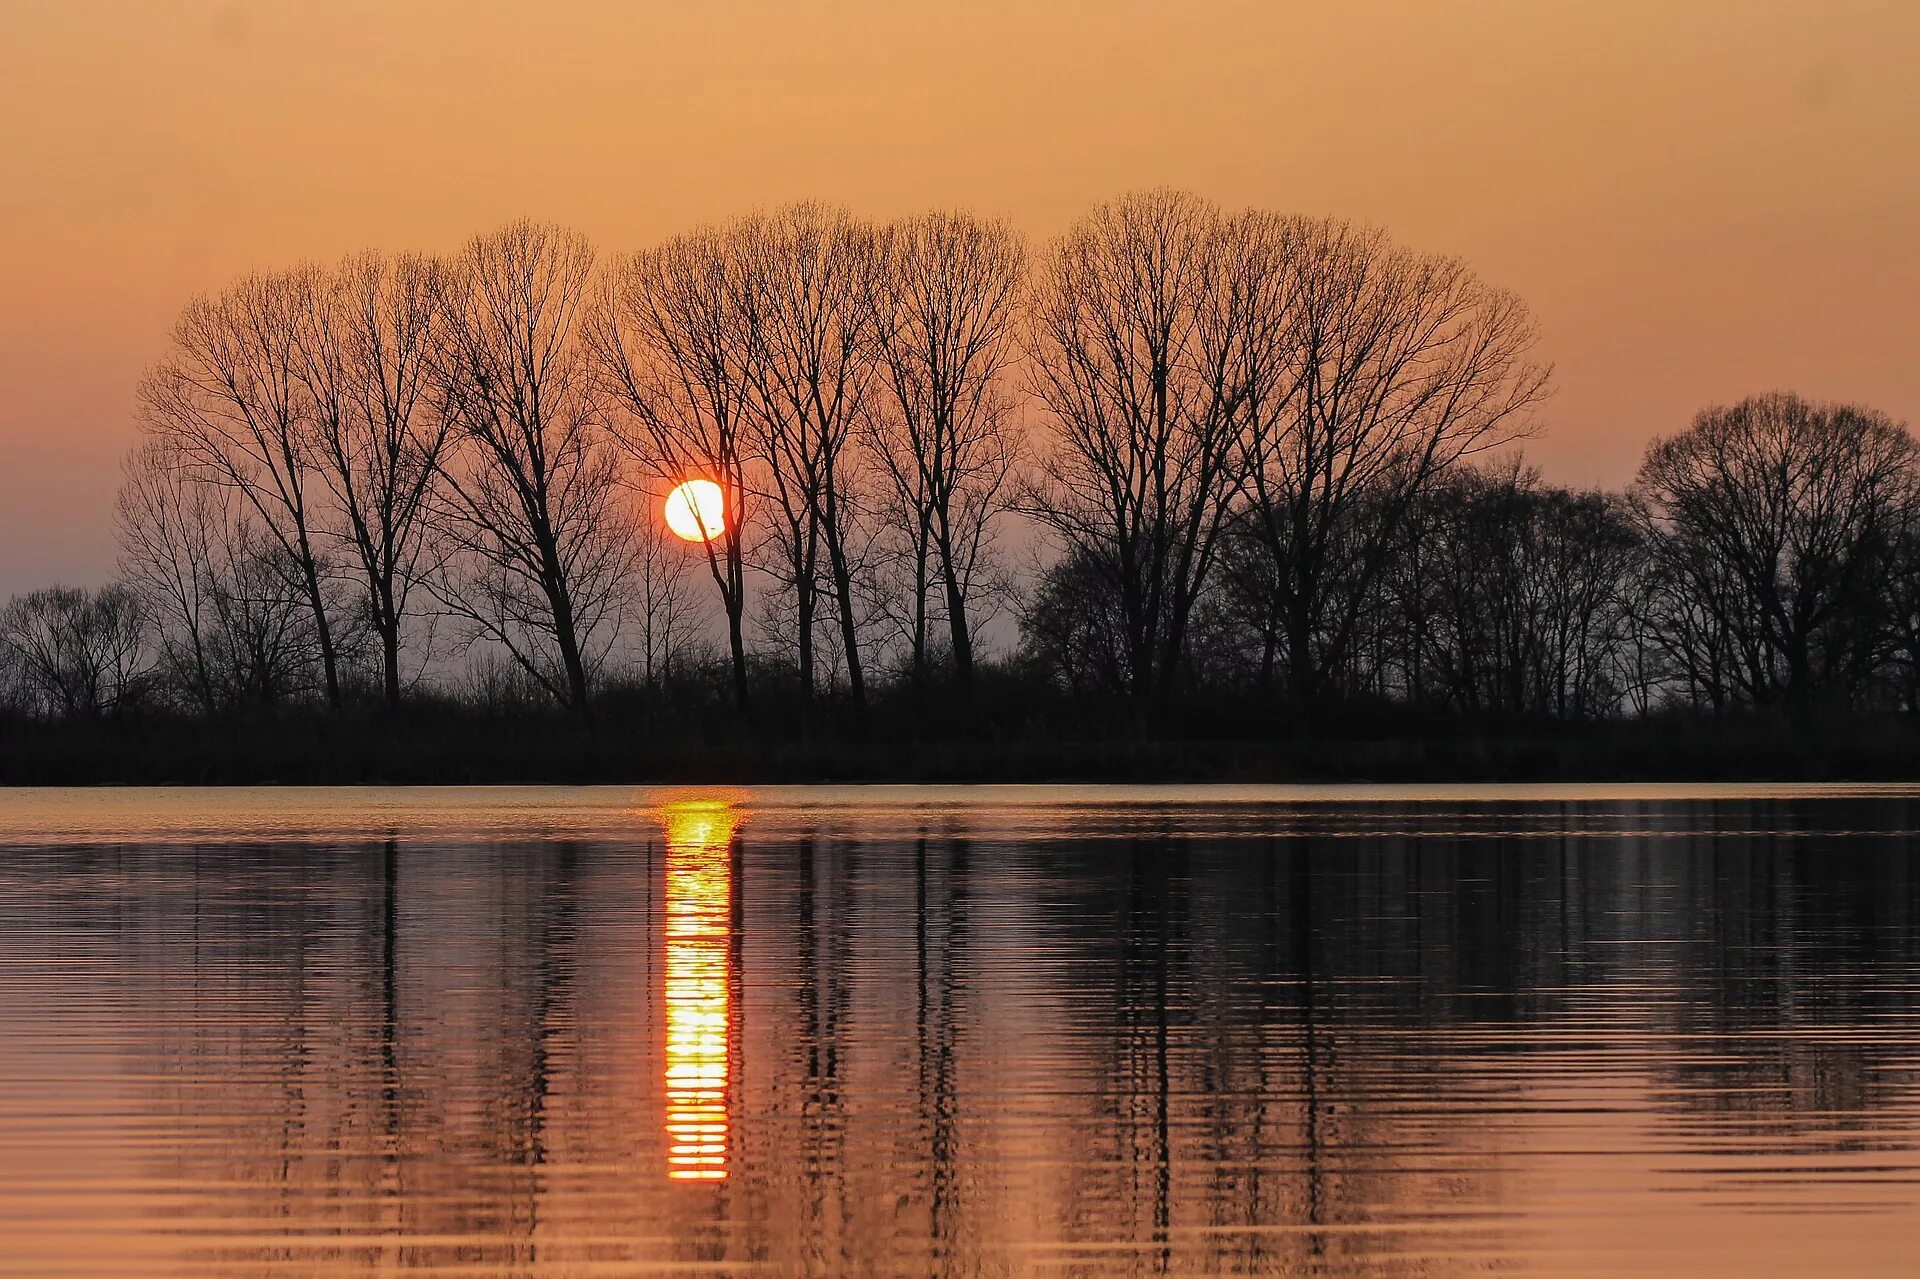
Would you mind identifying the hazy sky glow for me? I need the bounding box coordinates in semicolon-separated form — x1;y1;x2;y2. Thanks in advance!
2;0;1916;592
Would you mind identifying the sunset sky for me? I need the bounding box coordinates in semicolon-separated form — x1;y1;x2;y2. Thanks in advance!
2;0;1916;594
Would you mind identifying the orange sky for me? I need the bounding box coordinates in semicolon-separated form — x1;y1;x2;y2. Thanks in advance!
2;1;1917;593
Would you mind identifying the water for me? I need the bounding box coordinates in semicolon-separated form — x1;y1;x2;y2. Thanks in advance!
3;784;1920;1277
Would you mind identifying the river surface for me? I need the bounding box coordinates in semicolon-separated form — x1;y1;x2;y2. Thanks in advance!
3;784;1920;1277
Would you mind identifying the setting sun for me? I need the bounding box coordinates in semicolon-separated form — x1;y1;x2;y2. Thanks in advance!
663;480;726;544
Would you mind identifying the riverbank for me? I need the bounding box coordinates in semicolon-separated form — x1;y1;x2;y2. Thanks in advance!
4;710;1918;785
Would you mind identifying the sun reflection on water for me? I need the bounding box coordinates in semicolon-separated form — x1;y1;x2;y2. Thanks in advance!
661;798;736;1182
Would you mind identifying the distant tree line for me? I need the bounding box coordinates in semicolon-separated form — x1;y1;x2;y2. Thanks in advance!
5;191;1918;741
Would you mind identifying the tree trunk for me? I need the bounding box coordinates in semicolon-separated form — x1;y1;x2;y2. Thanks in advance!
942;567;974;695
376;578;402;709
296;532;341;709
797;580;815;738
820;479;867;724
1259;604;1278;694
381;622;401;709
726;599;750;715
712;537;750;717
1286;601;1317;712
537;532;591;718
829;544;867;724
554;606;590;715
911;538;930;698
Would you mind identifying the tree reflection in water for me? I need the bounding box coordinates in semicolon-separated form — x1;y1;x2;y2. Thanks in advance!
7;790;1920;1275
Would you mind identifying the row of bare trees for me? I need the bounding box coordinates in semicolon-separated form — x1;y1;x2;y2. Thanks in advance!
8;193;1916;731
1023;192;1550;709
107;191;1550;724
591;204;1028;726
126;235;623;715
1020;390;1920;721
111;203;1031;724
1632;393;1920;713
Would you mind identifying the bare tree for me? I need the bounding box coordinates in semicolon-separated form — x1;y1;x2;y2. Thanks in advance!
292;252;451;708
116;439;226;710
589;226;756;713
1632;392;1919;710
736;204;881;724
1885;517;1920;714
1024;191;1265;707
1018;545;1131;698
864;211;1027;694
427;221;631;715
0;628;21;716
116;439;321;710
1399;461;1638;719
629;503;698;692
138;269;346;706
0;585;151;719
1240;217;1550;708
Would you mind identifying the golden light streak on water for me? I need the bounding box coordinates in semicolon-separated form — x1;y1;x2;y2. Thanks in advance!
661;798;736;1182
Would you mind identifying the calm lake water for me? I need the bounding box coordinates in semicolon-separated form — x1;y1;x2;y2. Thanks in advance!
4;784;1920;1277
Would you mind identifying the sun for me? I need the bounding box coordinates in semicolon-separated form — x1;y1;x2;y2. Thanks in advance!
663;479;726;544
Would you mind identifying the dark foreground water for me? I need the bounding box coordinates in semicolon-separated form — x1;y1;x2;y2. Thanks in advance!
3;785;1920;1277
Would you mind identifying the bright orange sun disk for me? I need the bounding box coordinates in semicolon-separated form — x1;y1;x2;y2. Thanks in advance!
664;479;726;544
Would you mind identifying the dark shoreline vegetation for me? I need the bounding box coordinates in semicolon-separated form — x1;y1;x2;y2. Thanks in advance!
5;693;1918;786
6;191;1920;784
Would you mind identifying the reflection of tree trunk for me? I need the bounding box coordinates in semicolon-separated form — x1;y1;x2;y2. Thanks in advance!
512;843;584;1265
1117;839;1177;1270
914;839;936;1248
1297;844;1328;1252
379;836;400;1252
794;837;842;1243
1152;864;1172;1275
1245;839;1284;1271
934;839;969;1270
827;841;854;1232
1292;842;1328;1256
797;836;819;1076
